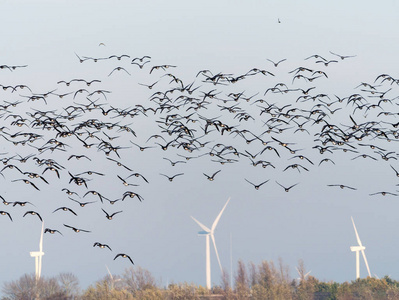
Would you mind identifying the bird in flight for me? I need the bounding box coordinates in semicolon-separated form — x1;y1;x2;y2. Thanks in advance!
266;58;286;67
93;242;112;251
275;181;299;192
108;67;131;77
138;81;159;89
131;60;150;69
63;224;91;233
327;184;357;190
23;211;43;222
122;191;144;202
53;207;78;216
203;170;221;181
160;173;184;182
83;190;108;203
69;197;96;207
12;201;35;207
329;51;356;60
244;179;270;190
11;179;40;191
106;158;133;171
62;188;79;197
369;191;398;196
114;253;134;265
163;157;186;166
44;228;63;235
116;175;138;187
390;165;399;177
0;211;12;221
102;209;123;220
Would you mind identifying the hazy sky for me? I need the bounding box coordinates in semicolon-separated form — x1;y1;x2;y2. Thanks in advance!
1;0;399;292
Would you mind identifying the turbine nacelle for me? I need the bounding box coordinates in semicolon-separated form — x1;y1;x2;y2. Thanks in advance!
350;246;365;252
198;230;210;235
30;251;45;256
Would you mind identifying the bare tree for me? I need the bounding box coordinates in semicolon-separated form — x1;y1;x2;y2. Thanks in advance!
220;268;234;299
235;259;250;299
2;273;68;300
220;268;231;292
58;272;80;299
278;257;290;284
123;266;158;294
249;261;257;287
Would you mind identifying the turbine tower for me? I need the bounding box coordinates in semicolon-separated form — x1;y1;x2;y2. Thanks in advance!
191;197;230;289
350;216;371;279
30;222;44;280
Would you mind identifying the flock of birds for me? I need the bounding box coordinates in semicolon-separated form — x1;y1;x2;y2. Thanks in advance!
1;47;399;269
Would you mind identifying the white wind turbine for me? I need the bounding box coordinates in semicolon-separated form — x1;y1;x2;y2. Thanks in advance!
30;222;45;280
191;197;230;289
350;216;371;279
295;267;311;282
106;265;121;289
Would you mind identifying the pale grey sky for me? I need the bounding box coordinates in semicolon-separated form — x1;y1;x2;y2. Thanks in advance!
0;0;399;291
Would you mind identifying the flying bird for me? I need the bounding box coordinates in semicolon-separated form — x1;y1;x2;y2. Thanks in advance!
11;179;40;191
53;207;78;216
266;58;287;67
83;190;108;203
160;173;184;182
369;191;398;196
44;228;63;235
116;175;138;187
114;253;134;265
163;157;186;166
0;211;12;221
275;181;299;192
131;60;150;69
108;67;131;76
327;184;357;190
203;170;221;181
122;191;144;202
62;188;79;196
101;208;123;220
329;51;356;60
63;224;91;233
93;242;112;251
68;197;96;207
23;211;43;222
12;201;35;207
244;179;270;190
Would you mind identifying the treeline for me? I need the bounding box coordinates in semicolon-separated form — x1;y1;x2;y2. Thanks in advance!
2;260;399;300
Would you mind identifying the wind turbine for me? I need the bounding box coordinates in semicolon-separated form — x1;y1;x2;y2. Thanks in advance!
295;267;311;282
30;222;44;280
106;265;121;289
191;197;230;289
350;216;371;279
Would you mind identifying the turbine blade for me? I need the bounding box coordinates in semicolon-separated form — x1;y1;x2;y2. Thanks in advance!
295;266;301;277
351;216;363;247
361;249;371;277
106;265;113;281
191;216;210;233
211;234;223;273
211;197;230;232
